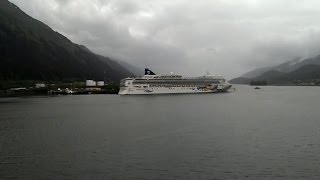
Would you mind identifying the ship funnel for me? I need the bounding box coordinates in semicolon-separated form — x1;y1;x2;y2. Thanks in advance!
145;68;156;75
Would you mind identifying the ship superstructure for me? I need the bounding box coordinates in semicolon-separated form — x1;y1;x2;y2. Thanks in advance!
118;68;232;95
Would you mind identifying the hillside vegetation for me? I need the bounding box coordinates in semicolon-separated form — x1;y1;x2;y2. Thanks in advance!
0;0;133;83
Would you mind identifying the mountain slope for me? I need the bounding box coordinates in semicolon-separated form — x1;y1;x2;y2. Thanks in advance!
240;66;275;79
0;0;133;83
240;57;303;79
231;55;320;84
231;64;320;85
286;64;320;81
115;60;143;76
228;77;252;84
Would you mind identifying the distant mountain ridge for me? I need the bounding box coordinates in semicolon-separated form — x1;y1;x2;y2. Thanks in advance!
240;57;304;79
230;55;320;85
0;0;134;83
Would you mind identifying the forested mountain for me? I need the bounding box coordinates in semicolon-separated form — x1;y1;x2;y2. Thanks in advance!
0;0;134;83
230;56;320;85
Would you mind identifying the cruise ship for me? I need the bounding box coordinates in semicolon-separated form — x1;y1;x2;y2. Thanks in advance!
118;68;232;95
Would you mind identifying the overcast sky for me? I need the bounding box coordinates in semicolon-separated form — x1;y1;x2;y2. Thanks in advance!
10;0;320;78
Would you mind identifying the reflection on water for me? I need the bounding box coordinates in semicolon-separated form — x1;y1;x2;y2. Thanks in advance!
1;85;320;179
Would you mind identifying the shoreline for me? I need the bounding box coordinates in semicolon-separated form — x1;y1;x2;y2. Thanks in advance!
0;90;118;98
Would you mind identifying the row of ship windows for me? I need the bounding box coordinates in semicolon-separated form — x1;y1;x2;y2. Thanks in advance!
133;84;215;88
133;82;221;85
135;76;182;79
150;84;196;87
121;81;223;87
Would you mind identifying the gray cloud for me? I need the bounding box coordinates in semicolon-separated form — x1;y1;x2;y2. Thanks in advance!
10;0;320;78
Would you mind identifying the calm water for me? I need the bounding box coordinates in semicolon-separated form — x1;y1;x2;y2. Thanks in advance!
1;85;320;179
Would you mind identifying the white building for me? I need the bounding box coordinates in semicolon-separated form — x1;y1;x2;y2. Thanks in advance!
86;80;96;87
35;83;45;88
97;81;105;86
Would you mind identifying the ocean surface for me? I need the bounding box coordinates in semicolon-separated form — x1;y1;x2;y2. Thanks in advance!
1;85;320;179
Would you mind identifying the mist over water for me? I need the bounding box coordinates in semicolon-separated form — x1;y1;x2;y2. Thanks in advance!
1;85;320;179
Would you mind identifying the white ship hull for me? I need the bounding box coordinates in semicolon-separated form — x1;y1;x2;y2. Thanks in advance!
118;68;232;95
118;86;231;95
